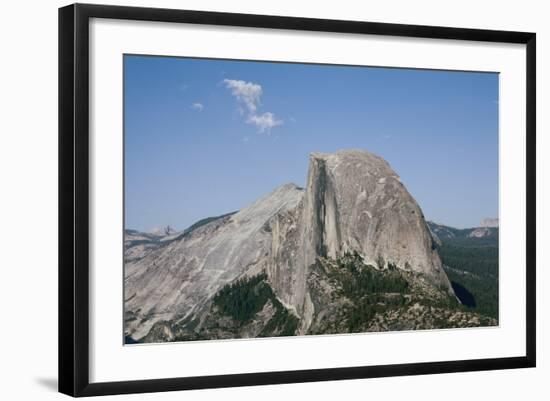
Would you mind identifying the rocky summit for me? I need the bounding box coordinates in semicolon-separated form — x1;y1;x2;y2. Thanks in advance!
125;149;495;343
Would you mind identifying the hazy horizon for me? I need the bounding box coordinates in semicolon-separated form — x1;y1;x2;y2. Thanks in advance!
124;55;498;231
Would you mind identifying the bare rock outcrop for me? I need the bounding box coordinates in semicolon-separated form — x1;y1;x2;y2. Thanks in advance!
124;183;303;339
480;218;499;228
301;150;452;291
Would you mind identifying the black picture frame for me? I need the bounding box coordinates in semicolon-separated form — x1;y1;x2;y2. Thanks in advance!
59;3;536;397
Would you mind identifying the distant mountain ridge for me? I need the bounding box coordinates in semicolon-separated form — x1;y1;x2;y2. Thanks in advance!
427;221;498;246
480;218;499;228
148;225;178;237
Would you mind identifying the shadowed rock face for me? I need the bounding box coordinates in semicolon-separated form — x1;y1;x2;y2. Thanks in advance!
124;149;454;340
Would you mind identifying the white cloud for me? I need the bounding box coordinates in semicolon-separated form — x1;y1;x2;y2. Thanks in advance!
247;112;283;133
191;102;204;112
223;79;283;133
223;79;262;113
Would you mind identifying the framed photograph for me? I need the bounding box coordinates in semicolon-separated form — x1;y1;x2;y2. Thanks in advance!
59;3;536;397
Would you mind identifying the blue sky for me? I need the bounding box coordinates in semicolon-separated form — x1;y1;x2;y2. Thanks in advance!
124;55;498;231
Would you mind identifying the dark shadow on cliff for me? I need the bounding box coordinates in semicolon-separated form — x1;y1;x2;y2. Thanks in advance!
451;281;477;308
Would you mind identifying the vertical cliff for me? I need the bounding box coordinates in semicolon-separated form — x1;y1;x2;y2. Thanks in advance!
299;150;453;292
265;150;454;333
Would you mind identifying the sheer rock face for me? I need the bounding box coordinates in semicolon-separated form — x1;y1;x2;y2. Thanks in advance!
268;150;453;329
302;150;452;289
125;149;454;340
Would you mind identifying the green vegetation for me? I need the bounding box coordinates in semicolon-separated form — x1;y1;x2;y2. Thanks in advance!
213;273;298;336
330;251;410;298
439;243;498;277
427;222;498;320
438;242;499;320
213;273;272;323
323;251;412;332
259;296;299;337
440;232;498;248
345;293;408;332
443;268;498;319
314;250;494;333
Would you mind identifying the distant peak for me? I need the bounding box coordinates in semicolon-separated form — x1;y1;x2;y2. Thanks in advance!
480;218;499;228
149;225;178;236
